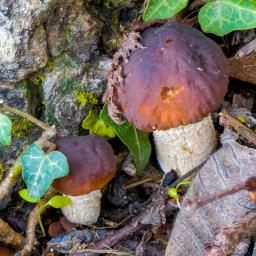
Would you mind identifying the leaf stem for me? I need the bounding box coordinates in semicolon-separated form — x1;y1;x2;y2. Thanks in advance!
0;106;50;131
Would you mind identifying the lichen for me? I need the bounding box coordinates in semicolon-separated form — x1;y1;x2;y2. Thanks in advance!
54;54;79;70
76;91;98;106
58;77;80;96
11;118;33;138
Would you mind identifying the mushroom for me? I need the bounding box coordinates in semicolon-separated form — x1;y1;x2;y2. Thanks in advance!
48;217;75;237
52;135;116;225
105;22;229;176
0;245;14;256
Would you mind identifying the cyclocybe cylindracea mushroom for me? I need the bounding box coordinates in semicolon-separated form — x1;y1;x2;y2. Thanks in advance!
104;22;229;176
52;135;116;225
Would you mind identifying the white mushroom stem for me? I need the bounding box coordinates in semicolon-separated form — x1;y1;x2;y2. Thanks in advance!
153;115;217;176
61;190;102;225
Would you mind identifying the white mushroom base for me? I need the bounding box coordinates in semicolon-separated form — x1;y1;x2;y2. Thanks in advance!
153;115;217;176
61;190;102;225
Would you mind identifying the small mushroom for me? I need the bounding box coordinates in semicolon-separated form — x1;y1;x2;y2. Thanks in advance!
48;221;65;238
105;22;229;176
0;244;14;256
52;135;116;225
48;217;75;237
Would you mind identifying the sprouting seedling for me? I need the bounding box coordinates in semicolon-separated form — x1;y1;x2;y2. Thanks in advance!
19;189;72;236
168;179;192;208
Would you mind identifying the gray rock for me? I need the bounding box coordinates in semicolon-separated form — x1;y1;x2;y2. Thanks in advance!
46;0;102;62
0;0;101;84
42;54;112;136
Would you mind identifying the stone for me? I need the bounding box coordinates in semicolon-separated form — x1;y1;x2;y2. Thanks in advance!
0;0;101;84
46;0;102;62
42;54;112;136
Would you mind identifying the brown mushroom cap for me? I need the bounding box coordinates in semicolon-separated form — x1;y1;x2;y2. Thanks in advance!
113;22;229;132
52;135;116;196
48;221;66;238
0;244;14;256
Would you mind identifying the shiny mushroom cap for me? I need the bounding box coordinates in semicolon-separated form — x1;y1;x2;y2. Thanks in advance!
52;135;116;196
111;22;229;132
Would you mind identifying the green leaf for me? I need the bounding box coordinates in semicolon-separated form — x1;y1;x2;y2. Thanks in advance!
47;195;72;208
19;189;38;203
143;0;189;22
168;187;180;199
199;0;256;36
21;143;69;201
82;109;116;139
176;179;192;190
0;114;12;145
100;105;151;173
236;116;246;123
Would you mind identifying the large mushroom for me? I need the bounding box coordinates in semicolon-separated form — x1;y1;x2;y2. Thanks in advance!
52;135;116;225
105;22;229;176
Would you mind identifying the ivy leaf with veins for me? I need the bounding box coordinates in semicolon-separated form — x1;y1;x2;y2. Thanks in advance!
199;0;256;36
21;143;69;201
143;0;189;22
0;114;12;145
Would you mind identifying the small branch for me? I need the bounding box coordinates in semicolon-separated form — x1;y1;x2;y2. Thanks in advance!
219;110;256;146
0;218;24;249
204;212;256;256
74;223;145;256
124;178;153;190
184;177;256;209
0;164;22;202
0;106;51;131
15;188;56;256
72;249;133;255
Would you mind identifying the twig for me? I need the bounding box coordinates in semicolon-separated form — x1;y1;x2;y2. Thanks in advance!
0;218;24;249
15;188;56;256
234;38;256;59
72;249;133;255
0;106;51;131
124;178;153;190
167;160;206;190
0;163;22;202
74;223;145;256
219;110;256;146
204;212;256;256
184;177;256;209
72;195;167;256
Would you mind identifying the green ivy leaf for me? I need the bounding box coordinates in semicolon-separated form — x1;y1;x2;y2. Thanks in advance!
21;143;69;201
46;195;72;208
82;109;116;139
100;105;151;173
19;189;38;203
0;114;12;145
143;0;189;22
168;187;180;199
199;0;256;36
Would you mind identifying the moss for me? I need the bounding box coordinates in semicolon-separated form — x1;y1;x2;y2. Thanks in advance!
76;91;98;106
64;28;74;43
11;118;33;138
30;74;45;86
